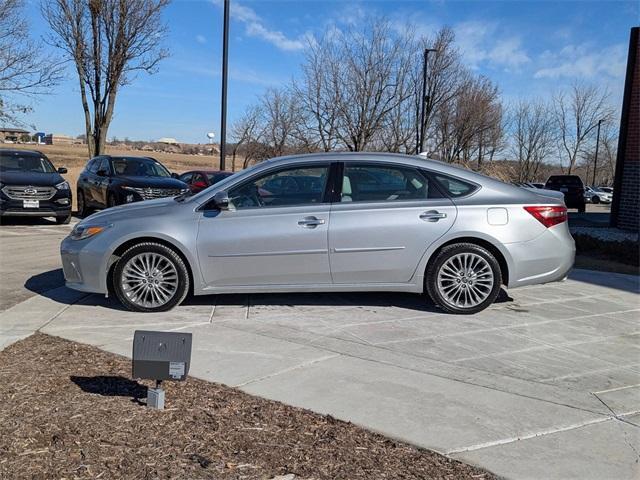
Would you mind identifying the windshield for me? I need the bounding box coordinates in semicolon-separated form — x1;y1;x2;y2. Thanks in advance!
0;153;56;173
111;157;171;177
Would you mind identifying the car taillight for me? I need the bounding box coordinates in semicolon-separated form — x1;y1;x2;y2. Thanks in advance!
524;206;567;228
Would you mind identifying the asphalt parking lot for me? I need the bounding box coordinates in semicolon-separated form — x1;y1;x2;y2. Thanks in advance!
0;215;638;479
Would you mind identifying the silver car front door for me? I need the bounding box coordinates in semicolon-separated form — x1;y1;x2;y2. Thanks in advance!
328;163;457;284
196;164;332;287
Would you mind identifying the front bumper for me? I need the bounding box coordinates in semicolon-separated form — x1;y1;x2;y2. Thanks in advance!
60;234;110;294
0;192;71;218
506;224;576;289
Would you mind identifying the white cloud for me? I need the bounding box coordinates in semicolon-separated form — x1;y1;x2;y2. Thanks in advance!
196;34;206;44
455;21;530;71
211;0;306;52
534;43;626;79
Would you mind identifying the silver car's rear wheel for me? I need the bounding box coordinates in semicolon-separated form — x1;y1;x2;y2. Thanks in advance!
112;242;190;312
426;243;502;315
121;252;179;309
437;253;494;309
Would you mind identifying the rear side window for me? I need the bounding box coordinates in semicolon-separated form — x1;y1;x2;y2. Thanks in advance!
341;164;444;203
432;174;478;198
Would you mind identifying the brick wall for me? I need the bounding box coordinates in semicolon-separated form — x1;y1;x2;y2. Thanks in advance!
611;27;640;232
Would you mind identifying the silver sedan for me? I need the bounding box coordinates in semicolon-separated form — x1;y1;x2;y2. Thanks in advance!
61;153;575;314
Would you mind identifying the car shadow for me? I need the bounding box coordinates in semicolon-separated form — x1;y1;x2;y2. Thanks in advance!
70;375;147;401
26;268;515;312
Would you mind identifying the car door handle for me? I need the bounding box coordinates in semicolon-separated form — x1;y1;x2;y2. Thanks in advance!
420;210;447;222
298;216;325;228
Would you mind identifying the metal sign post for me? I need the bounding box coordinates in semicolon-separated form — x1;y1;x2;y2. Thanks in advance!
132;330;193;410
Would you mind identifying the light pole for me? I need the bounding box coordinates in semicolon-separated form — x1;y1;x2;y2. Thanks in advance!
417;47;438;154
592;119;603;186
219;0;230;171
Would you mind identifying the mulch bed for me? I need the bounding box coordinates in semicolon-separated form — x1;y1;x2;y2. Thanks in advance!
0;334;495;480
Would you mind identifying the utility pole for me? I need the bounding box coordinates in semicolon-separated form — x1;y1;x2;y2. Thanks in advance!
417;48;438;154
219;0;230;170
592;119;603;186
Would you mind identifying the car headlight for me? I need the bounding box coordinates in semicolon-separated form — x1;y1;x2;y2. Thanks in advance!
55;181;70;190
70;224;110;241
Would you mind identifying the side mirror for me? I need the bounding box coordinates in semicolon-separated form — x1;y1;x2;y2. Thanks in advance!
213;191;230;210
96;169;108;177
57;167;68;174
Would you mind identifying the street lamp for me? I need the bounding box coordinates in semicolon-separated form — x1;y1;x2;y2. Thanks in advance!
592;119;604;186
219;0;230;171
417;47;438;154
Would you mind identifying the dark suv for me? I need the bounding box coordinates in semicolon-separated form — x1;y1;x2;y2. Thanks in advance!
545;175;585;212
0;149;72;224
76;155;188;217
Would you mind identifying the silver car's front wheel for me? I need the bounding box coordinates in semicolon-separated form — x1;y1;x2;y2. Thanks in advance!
426;243;502;315
112;242;190;312
121;253;179;308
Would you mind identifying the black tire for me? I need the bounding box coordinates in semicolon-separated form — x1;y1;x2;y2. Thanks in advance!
112;242;190;312
56;214;71;225
592;196;600;204
107;192;118;208
426;242;502;315
77;190;92;218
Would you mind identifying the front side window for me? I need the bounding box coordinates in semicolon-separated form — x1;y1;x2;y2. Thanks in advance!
0;153;56;173
228;165;329;209
111;157;171;177
341;164;443;203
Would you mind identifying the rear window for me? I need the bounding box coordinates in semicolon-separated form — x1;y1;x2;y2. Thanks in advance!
546;176;583;187
432;174;478;198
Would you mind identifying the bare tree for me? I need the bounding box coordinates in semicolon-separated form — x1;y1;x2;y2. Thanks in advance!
553;82;614;174
0;0;62;125
510;99;555;181
329;20;415;151
230;104;262;170
42;0;170;157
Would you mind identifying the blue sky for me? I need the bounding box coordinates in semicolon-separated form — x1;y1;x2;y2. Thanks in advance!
22;0;639;143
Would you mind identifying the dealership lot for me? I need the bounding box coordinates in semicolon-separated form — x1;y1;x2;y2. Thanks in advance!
0;220;638;479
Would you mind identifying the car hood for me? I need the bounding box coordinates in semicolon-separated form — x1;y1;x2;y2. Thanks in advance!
83;197;178;223
0;170;64;186
115;175;188;189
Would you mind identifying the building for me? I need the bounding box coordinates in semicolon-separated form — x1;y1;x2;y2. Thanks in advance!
44;134;75;145
157;137;179;144
0;127;30;143
611;27;639;232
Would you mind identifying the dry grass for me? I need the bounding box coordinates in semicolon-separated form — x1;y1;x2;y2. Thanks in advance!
0;334;495;480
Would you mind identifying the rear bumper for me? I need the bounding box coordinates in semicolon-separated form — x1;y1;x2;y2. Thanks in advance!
506;225;575;289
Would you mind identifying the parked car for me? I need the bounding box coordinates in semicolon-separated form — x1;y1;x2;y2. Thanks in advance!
598;186;613;194
76;155;188;217
0;148;72;224
584;186;612;204
544;175;586;212
178;170;234;194
61;153;575;315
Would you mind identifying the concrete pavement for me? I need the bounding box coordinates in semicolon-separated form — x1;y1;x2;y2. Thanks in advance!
0;218;638;479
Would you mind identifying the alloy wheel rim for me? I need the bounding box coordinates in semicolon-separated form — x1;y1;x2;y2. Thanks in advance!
121;252;178;308
437;253;494;309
